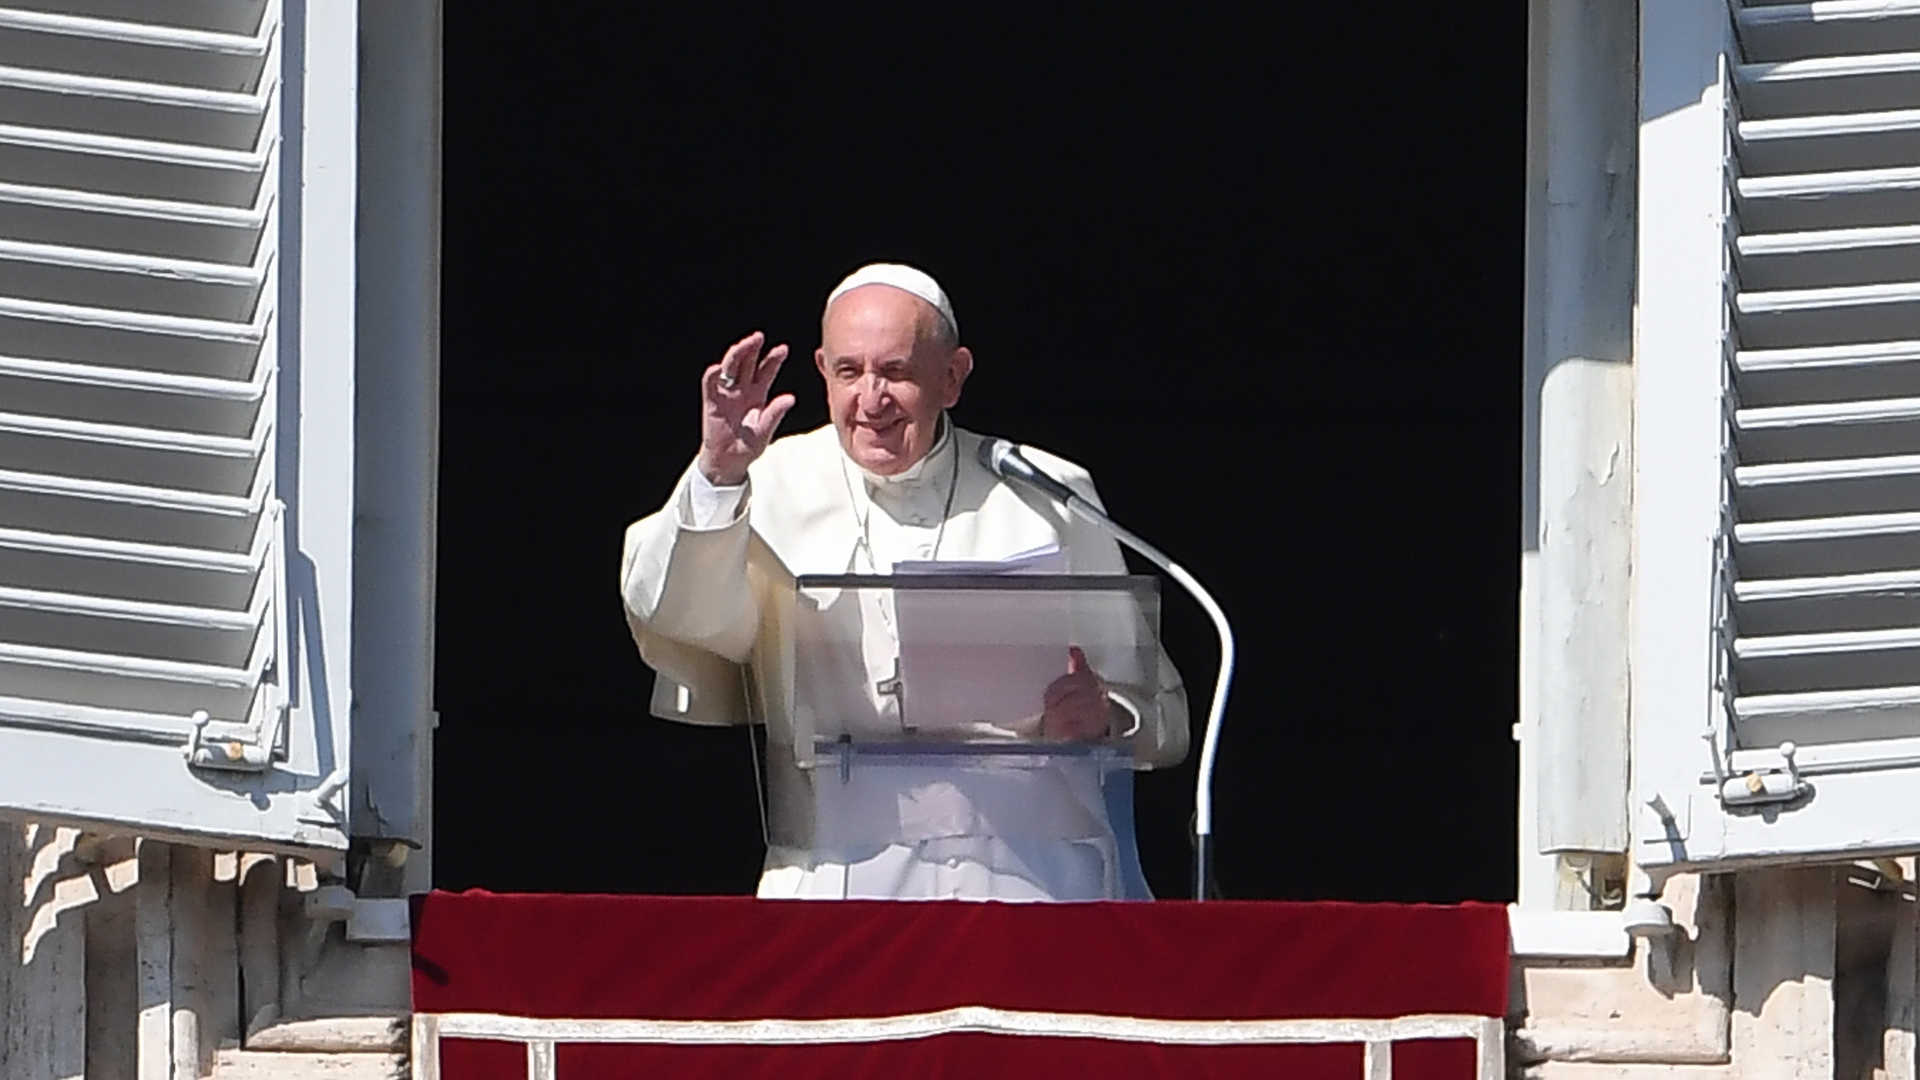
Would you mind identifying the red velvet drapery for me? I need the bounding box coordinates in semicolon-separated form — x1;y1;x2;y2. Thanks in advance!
411;892;1509;1079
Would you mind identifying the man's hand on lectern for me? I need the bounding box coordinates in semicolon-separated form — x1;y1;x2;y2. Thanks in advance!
698;331;797;486
1041;646;1111;742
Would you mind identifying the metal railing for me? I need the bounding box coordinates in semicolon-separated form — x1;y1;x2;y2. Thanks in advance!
411;1007;1504;1080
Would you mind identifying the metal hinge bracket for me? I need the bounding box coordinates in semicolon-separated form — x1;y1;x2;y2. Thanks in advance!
1706;731;1809;808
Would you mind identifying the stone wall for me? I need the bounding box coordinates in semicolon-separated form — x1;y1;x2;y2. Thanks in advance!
1;822;408;1080
1514;866;1918;1079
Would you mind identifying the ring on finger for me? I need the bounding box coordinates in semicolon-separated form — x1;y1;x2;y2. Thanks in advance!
718;373;738;390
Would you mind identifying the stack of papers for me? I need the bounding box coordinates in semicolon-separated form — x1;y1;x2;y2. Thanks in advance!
892;544;1069;732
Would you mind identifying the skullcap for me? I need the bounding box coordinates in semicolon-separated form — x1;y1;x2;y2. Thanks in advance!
825;263;958;340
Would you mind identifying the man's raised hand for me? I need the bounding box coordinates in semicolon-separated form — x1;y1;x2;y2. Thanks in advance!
698;331;796;486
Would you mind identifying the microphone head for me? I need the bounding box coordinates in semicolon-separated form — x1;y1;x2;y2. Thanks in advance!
977;436;1076;505
977;436;1014;476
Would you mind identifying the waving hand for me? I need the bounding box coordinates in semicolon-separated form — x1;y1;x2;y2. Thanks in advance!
697;331;796;486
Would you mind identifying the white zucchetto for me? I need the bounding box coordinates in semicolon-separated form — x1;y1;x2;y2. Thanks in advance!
825;263;958;340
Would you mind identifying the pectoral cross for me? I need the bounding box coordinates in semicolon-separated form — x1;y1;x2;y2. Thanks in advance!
877;656;910;732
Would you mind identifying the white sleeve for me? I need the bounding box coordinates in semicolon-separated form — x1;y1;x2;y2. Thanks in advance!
621;461;760;668
683;467;747;528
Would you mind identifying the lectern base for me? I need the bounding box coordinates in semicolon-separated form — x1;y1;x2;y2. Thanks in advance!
768;742;1154;901
757;835;1119;900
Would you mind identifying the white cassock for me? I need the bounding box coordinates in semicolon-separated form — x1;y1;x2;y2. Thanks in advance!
620;419;1189;900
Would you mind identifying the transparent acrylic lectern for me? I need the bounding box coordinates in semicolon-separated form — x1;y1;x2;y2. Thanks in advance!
761;572;1168;900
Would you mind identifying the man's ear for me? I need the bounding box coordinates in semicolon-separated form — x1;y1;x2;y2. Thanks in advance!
814;347;829;379
943;346;974;408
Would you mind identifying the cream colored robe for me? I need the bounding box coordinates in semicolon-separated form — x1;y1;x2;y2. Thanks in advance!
620;422;1189;899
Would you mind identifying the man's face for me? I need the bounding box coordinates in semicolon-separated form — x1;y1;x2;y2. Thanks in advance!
815;285;972;475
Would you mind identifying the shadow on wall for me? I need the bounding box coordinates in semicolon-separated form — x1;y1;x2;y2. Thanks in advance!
3;823;119;1076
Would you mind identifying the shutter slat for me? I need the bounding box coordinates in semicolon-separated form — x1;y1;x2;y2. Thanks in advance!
0;465;263;515
1734;567;1920;636
1737;452;1920;485
0;62;264;113
0;186;264;262
0;639;260;688
0;119;266;170
1740;1;1920;26
1738;396;1920;427
0;46;275;151
0;523;261;610
1740;338;1920;368
1739;109;1920;174
0;353;265;399
1738;1;1920;62
0;179;262;227
0;296;263;342
1738;566;1920;599
0;583;256;630
1738;166;1920;231
0;410;262;456
1737;225;1920;290
1734;453;1920;520
1735;341;1920;407
0;7;269;54
0;28;269;94
1741;280;1920;314
1737;625;1920;657
1735;510;1920;542
0;523;256;571
1739;52;1920;114
1736;686;1920;725
0;238;267;321
0;238;263;286
0;86;274;206
0;692;193;743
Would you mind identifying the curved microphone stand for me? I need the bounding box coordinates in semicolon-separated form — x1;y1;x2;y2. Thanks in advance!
979;440;1237;901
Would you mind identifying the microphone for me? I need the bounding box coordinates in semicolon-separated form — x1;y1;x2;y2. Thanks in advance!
977;437;1081;508
977;435;1237;902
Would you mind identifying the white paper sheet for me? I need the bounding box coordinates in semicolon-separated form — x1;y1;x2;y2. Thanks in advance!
890;542;1064;576
890;544;1071;733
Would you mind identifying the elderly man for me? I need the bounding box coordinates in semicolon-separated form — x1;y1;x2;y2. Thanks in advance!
621;264;1188;900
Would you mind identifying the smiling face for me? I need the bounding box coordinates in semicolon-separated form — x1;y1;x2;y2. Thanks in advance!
815;284;973;475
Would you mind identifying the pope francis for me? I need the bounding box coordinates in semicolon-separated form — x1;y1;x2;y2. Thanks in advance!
620;264;1189;900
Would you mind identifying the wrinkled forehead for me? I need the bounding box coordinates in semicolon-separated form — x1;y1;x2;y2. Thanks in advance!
820;284;938;359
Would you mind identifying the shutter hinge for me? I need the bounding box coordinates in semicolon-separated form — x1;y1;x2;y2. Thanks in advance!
1706;731;1810;808
297;767;349;826
184;500;290;774
184;710;276;769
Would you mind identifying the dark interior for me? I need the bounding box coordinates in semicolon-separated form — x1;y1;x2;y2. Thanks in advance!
434;7;1527;902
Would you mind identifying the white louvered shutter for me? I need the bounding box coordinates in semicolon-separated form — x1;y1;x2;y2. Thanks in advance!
1636;0;1920;870
0;0;354;850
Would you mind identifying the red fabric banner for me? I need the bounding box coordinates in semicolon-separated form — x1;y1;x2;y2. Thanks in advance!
411;892;1508;1079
